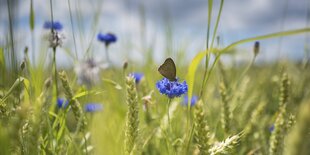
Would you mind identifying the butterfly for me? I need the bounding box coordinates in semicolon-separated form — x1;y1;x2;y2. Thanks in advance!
158;58;177;81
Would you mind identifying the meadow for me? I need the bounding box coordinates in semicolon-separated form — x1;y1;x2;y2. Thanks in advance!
1;0;310;155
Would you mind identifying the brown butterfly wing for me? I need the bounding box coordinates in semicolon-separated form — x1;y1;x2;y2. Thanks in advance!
158;58;177;81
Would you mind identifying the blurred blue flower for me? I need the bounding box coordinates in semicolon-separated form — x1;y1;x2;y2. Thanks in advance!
84;103;103;112
156;78;188;98
97;33;117;46
129;72;144;84
269;124;275;132
43;21;63;31
182;95;198;107
57;98;69;108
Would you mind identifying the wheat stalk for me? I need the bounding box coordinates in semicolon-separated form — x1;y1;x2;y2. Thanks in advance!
193;100;211;155
124;76;140;155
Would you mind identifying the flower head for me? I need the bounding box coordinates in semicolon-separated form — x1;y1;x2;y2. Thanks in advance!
182;94;198;107
43;21;63;31
129;72;144;84
156;78;188;98
84;103;103;112
48;30;65;48
57;98;69;108
75;58;108;88
269;124;275;132
97;32;117;46
254;41;260;57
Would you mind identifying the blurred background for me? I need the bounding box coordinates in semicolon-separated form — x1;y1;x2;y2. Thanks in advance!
0;0;309;67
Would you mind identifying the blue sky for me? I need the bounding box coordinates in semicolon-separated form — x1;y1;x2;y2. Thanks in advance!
0;0;309;67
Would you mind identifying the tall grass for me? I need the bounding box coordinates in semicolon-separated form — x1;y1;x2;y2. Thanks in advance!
0;0;310;155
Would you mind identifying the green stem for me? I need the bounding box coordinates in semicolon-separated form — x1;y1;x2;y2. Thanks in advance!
205;0;213;66
199;67;208;97
49;0;54;23
200;54;221;97
185;122;195;154
83;130;88;155
167;98;172;133
185;98;193;154
210;0;224;50
167;98;176;154
202;0;213;95
232;55;256;92
7;0;18;79
105;45;110;64
186;101;191;134
67;0;78;60
31;31;36;67
240;55;256;80
201;0;224;98
53;48;58;98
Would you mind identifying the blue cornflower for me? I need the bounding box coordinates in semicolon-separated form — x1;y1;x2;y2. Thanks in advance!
182;95;198;107
84;103;103;112
57;98;69;108
43;21;63;31
97;32;117;46
156;78;188;98
129;72;144;84
269;124;275;132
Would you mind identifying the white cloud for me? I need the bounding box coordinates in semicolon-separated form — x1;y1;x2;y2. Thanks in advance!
0;0;309;67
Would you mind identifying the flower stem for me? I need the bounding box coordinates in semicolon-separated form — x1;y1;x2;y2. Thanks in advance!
166;98;176;155
53;48;58;98
105;45;110;64
167;98;172;133
199;54;221;97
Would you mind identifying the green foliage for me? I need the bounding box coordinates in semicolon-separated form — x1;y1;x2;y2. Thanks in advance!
1;55;310;155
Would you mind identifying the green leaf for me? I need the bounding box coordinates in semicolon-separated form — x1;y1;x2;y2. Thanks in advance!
22;77;31;104
29;0;35;31
49;111;59;118
186;50;208;108
206;0;213;49
0;47;5;74
221;28;310;54
0;47;4;66
210;0;224;48
102;78;123;90
72;90;104;100
0;77;25;104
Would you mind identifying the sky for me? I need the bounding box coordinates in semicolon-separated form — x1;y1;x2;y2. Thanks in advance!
0;0;309;67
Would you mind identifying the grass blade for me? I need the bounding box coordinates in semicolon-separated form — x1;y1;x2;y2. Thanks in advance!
206;0;213;50
210;0;224;49
29;0;35;31
0;77;25;104
187;28;310;111
222;28;310;54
